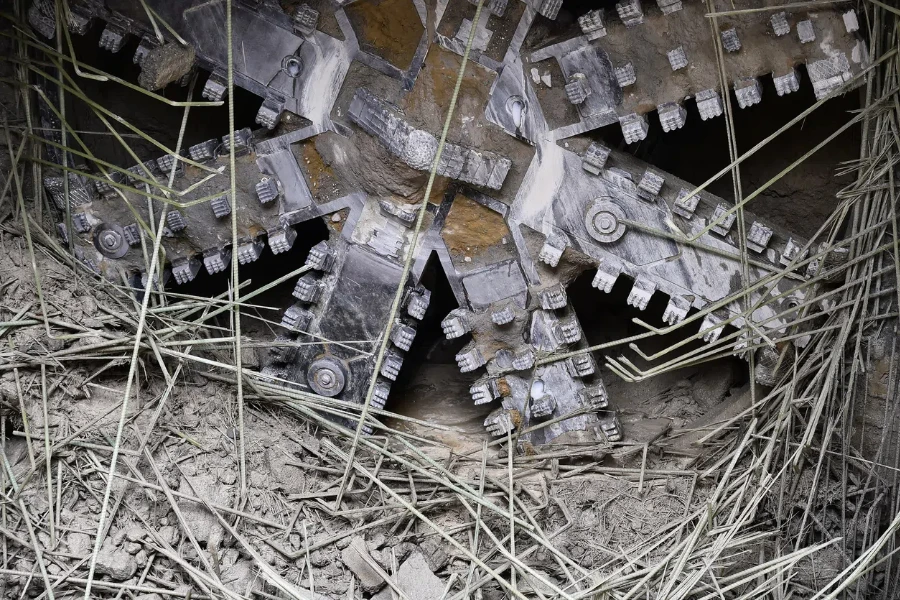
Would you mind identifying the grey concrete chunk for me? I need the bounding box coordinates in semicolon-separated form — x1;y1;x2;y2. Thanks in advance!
372;553;444;600
341;537;385;593
95;547;137;581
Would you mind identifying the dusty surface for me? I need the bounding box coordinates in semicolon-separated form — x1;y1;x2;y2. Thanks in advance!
440;193;509;258
345;0;424;70
2;2;896;598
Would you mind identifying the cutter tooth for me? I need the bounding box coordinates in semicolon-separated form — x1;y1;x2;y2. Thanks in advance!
592;261;623;293
746;221;773;253
695;89;723;120
237;238;265;264
98;23;127;53
305;241;335;272
667;46;688;71
807;54;853;100
619;113;648;144
405;287;431;320
780;237;808;267
484;408;518;437
202;247;232;275
172;257;201;285
734;77;762;109
656;0;682;15
797;19;815;43
380;349;404;381
770;12;790;37
372;379;391;411
202;72;227;102
512;349;535;371
733;332;756;359
268;338;296;367
292;273;323;303
56;223;70;245
94;171;125;197
539;284;567;310
579;383;609;410
720;27;741;52
673;188;700;219
599;415;623;442
222;128;252;156
281;303;314;331
582;142;611;175
531;394;557;419
616;0;644;26
538;232;567;267
390;321;416;351
455;342;486;373
133;36;156;66
578;9;607;40
491;305;515;326
658;102;687;132
125;160;160;183
537;0;562;19
710;204;736;236
699;313;724;343
156;153;184;176
470;377;503;405
565;73;592;105
255;177;280;204
67;6;92;35
71;212;91;233
255;95;286;130
27;3;55;39
773;69;801;96
292;4;320;35
663;295;691;325
626;276;657;310
210;195;232;219
188;139;218;163
566;354;596;378
166;210;186;232
139;269;170;291
754;346;793;387
614;62;636;88
557;316;582;344
268;227;297;254
637;169;665;201
441;308;473;339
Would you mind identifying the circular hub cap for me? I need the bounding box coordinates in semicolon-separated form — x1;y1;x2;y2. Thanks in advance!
585;199;627;243
307;356;348;397
92;223;129;258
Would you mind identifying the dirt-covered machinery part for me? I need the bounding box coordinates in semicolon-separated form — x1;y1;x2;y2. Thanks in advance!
262;195;435;434
35;1;866;141
47;126;320;284
29;0;851;447
28;0;352;133
419;140;816;447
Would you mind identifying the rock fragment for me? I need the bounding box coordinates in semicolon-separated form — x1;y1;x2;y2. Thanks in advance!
341;536;385;593
372;552;445;600
95;547;138;580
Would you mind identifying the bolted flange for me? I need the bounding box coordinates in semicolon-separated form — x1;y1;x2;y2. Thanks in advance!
306;356;348;397
585;199;627;243
93;223;129;258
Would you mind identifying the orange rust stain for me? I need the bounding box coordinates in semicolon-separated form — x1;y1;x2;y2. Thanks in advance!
510;409;523;430
301;142;334;194
345;0;423;71
404;48;490;123
440;193;509;257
